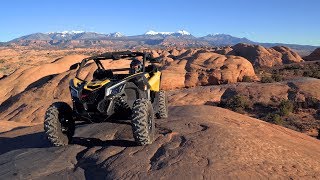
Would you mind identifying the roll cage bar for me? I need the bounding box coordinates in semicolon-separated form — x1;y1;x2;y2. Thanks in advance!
74;51;158;80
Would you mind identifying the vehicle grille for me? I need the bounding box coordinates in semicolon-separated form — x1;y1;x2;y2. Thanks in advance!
81;89;103;104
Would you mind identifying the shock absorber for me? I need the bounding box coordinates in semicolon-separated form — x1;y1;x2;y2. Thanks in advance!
117;96;130;110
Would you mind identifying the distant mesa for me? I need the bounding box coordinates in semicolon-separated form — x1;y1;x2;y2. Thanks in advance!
304;48;320;61
200;34;253;45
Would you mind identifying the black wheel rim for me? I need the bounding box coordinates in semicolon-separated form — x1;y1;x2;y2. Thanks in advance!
60;112;71;133
60;117;68;132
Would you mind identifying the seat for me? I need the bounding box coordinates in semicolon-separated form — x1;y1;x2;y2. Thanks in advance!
144;64;158;78
92;69;113;81
145;64;158;73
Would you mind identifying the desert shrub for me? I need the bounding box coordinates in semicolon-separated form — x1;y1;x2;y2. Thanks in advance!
253;102;269;108
271;73;283;82
303;70;320;79
293;69;300;76
305;97;319;109
266;113;284;125
220;95;251;112
242;75;253;82
0;59;5;63
303;70;313;77
284;64;300;70
315;110;320;120
279;100;294;116
260;76;274;83
0;66;8;72
254;67;263;75
312;71;320;79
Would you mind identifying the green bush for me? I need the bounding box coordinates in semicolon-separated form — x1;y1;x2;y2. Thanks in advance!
266;113;284;125
261;76;274;83
305;97;319;109
242;75;253;82
221;95;251;112
303;70;320;79
279;100;294;116
271;73;283;82
284;65;300;70
303;70;313;77
312;71;320;79
254;67;263;75
0;66;8;72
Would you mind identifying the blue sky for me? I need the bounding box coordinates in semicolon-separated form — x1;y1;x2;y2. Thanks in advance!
0;0;319;45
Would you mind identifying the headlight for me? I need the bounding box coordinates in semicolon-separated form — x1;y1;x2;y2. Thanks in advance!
106;84;125;96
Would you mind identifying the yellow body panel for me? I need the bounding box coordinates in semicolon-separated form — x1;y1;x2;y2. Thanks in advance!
84;79;111;91
78;73;144;91
73;78;83;88
144;73;150;78
148;71;161;92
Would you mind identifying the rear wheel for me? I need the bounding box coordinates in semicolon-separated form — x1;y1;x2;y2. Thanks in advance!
156;90;168;119
44;102;75;146
131;99;155;145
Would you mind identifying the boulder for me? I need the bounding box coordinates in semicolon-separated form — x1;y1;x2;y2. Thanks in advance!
161;49;257;89
213;43;303;67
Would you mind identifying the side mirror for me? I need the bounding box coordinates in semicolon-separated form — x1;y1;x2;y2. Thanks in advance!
69;63;79;70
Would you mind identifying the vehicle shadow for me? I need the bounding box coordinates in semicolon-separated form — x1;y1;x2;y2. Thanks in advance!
72;137;137;148
75;119;131;126
0;131;137;156
0;120;136;155
72;119;137;147
0;131;51;155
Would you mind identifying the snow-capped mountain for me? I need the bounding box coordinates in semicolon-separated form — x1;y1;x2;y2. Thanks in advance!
176;30;191;36
10;31;126;42
5;30;316;52
144;30;191;36
6;31;256;47
145;31;173;36
46;31;85;40
107;32;124;37
47;30;84;36
47;31;125;40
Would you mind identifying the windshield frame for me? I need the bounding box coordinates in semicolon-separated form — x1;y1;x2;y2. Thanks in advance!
75;51;149;81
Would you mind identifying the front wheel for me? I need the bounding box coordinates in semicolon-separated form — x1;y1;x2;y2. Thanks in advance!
131;99;155;145
44;102;75;146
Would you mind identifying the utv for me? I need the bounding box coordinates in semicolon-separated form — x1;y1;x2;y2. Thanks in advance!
44;51;168;146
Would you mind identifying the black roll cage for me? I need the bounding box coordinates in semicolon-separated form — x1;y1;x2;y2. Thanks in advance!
75;51;153;80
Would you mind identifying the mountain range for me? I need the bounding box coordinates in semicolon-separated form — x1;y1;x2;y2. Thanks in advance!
1;30;318;56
